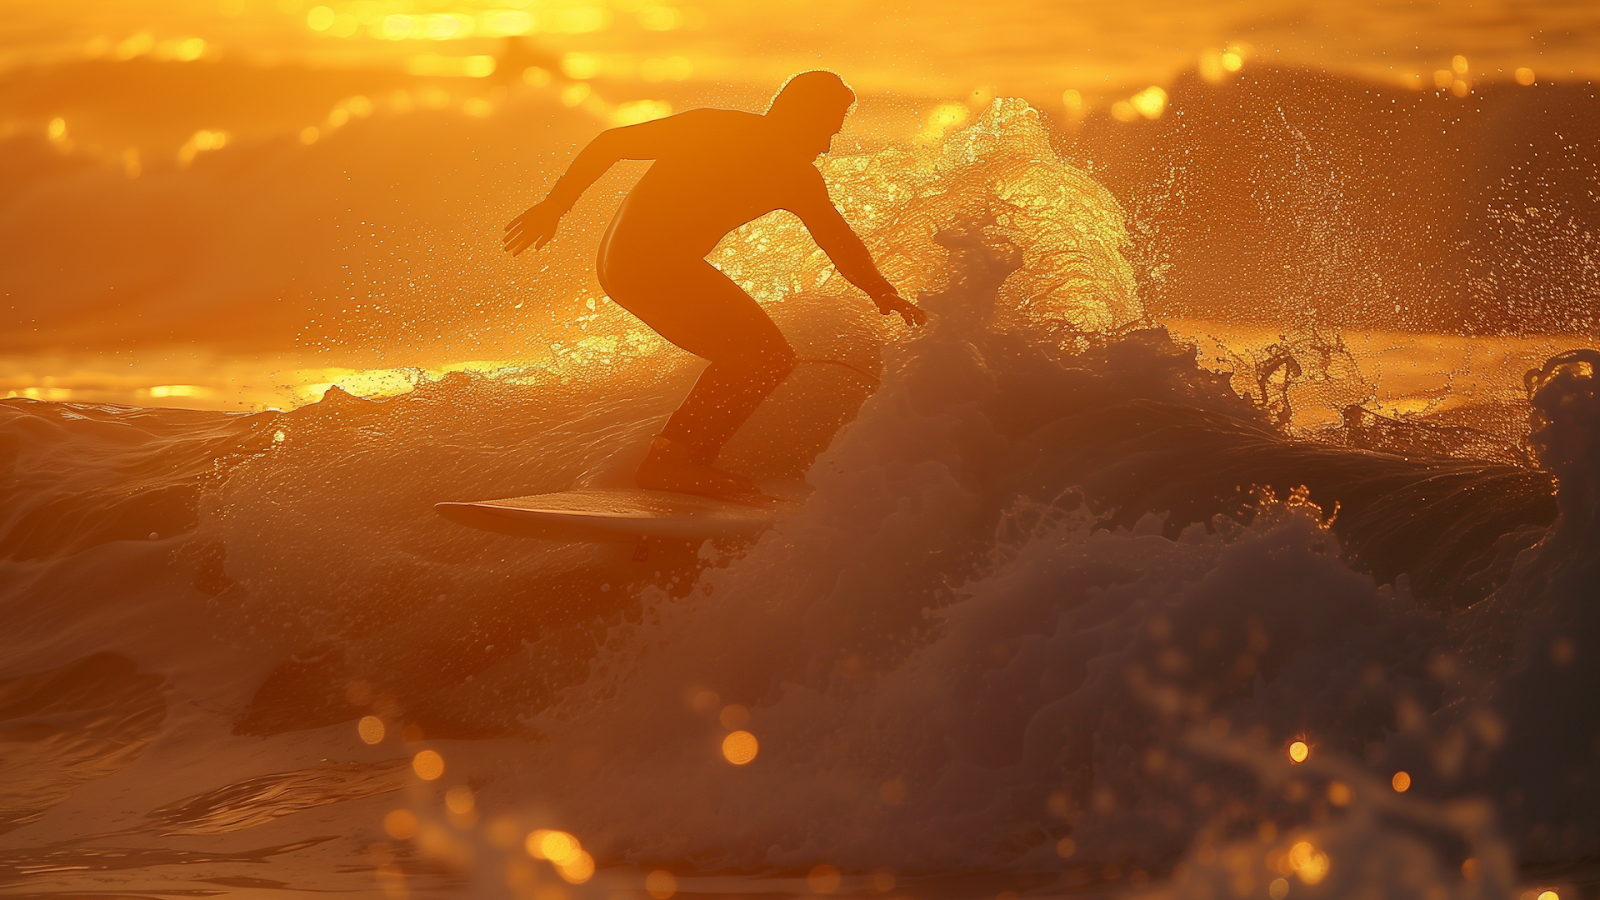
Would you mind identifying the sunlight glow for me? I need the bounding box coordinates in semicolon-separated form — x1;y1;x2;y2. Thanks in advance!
171;37;206;61
916;102;971;143
638;6;683;30
479;10;533;36
116;33;154;59
561;83;593;107
561;53;599;79
178;129;228;165
1129;86;1168;119
149;384;202;398
640;56;692;82
405;54;495;77
612;100;673;126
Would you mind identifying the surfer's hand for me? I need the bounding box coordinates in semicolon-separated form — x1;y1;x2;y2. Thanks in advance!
871;288;926;327
504;201;562;255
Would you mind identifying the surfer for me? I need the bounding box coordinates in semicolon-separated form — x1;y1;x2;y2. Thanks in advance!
504;70;924;499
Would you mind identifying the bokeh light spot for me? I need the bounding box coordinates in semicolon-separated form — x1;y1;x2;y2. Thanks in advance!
807;864;841;894
1288;740;1310;763
646;870;677;899
1288;841;1330;884
557;850;595;883
1392;770;1411;792
1130;86;1167;119
560;83;592;107
561;53;598;79
638;6;682;31
612;100;672;126
718;704;749;729
444;784;474;814
1269;877;1290;900
527;829;581;863
722;730;758;764
412;749;444;780
357;715;385;744
383;808;417;840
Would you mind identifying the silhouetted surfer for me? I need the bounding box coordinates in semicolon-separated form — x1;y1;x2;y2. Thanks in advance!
505;71;924;499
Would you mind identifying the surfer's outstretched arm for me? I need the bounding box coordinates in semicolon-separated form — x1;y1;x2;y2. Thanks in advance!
503;116;688;255
790;171;925;326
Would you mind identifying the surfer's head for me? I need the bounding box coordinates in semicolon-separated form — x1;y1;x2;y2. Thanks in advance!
767;70;856;158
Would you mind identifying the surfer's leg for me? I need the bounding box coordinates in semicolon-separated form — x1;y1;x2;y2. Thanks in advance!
659;321;795;466
605;259;795;493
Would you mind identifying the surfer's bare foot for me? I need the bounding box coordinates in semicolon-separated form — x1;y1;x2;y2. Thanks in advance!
636;437;764;501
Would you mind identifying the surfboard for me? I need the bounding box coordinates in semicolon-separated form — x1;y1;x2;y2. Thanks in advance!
434;487;797;542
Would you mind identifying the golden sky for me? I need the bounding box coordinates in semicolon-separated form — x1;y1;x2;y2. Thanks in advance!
3;0;1596;101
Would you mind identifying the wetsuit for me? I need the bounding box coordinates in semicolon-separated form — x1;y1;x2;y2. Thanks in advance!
543;108;894;466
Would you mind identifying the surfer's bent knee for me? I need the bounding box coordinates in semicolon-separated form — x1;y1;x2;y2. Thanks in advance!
727;338;794;385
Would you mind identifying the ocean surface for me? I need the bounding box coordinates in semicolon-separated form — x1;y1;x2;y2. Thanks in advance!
4;99;1600;900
